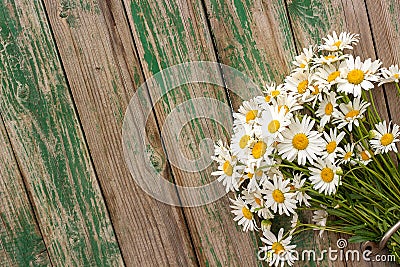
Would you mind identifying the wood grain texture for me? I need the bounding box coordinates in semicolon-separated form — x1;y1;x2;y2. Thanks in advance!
0;0;123;265
124;0;264;266
0;118;50;266
42;0;198;265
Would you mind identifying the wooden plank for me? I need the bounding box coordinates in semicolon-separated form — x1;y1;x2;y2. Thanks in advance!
123;0;263;265
42;0;198;265
0;1;124;265
0;118;51;266
203;1;347;267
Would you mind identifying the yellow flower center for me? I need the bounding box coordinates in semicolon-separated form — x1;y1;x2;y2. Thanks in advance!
255;197;262;206
278;105;289;115
394;73;399;79
333;40;342;48
247;172;254;179
252;141;267;159
299;63;306;68
271;90;280;97
311;85;320;95
324;54;337;60
265;95;271;103
272;242;285;255
381;133;394;146
326;141;337;153
325;103;333;115
361;151;371;161
344;151;352;160
246;110;258;122
223;161;233;176
347;69;364;85
297;80;308;94
292;133;309;150
327;71;340;82
256;170;263;177
239;135;250;149
268;120;281;133
242;206;253;220
321;167;334;183
345;110;360;120
272;189;285;203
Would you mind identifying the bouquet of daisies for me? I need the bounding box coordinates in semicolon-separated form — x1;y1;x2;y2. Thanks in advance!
212;32;400;266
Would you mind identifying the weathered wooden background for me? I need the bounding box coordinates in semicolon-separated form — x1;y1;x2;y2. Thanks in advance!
1;0;399;266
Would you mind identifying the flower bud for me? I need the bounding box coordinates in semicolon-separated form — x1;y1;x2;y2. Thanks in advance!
261;220;272;231
336;167;344;176
369;130;377;139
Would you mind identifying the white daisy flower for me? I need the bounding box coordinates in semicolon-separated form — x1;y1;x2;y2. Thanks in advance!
338;143;356;164
271;93;303;118
260;228;297;267
370;121;400;154
316;91;340;127
248;137;274;168
291;173;311;207
257;105;291;144
243;190;274;219
284;71;313;101
292;45;314;71
278;115;325;166
356;144;372;165
335;97;370;131
312;206;328;237
241;170;260;192
233;99;261;126
379;64;400;85
230;197;258;232
337;55;381;97
314;65;341;90
321;128;346;163
263;174;297;216
211;152;243;193
309;158;340;195
231;124;253;162
319;31;359;51
313;53;347;66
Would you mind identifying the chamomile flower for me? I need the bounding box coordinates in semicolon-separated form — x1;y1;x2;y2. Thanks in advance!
234;99;261;126
370;121;400;154
263;174;297;216
313;53;346;66
337;55;381;97
230;197;258;232
339;143;356;164
316;91;340;127
379;64;400;85
260;228;297;267
321;128;346;163
313;65;342;89
257;105;290;143
278;115;325;166
211;152;243;192
271;93;303;118
261;219;273;232
356;144;372;165
243;190;274;219
292;46;314;71
248;137;274;168
231;124;253;162
335;97;370;131
291;173;311;207
284;71;313;101
312;207;328;237
309;158;340;195
319;31;359;51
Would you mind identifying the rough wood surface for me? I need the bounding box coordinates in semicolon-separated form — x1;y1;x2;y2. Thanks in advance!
124;0;265;266
0;0;123;265
42;0;197;265
0;117;50;266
